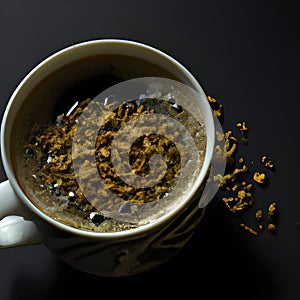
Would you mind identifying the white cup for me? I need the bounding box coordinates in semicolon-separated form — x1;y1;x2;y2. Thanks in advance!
0;39;215;276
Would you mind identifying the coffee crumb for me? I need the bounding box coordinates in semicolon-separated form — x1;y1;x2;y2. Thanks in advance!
268;202;277;218
267;223;277;233
207;95;223;118
253;171;267;185
207;95;279;237
255;209;263;221
261;155;275;171
240;222;258;235
236;121;249;144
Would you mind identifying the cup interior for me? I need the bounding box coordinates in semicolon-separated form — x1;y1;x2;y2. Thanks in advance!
1;39;215;238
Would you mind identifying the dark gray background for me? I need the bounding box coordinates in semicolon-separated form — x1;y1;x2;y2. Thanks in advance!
0;0;299;299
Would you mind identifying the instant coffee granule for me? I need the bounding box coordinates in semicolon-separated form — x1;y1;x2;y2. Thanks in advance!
207;95;279;236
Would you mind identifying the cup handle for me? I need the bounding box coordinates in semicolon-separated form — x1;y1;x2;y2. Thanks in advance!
0;180;42;247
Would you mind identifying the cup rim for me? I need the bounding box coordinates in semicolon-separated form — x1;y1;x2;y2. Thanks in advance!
1;38;215;240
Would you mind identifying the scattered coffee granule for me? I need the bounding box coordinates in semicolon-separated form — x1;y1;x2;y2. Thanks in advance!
268;202;277;218
207;95;224;119
212;128;254;214
207;95;279;236
255;209;263;221
240;222;258;235
236;121;248;135
224;130;238;161
267;223;277;233
221;188;253;213
236;121;249;144
261;155;275;171
253;171;267;185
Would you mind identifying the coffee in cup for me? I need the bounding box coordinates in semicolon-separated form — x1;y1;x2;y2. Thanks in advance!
0;39;216;276
15;73;208;233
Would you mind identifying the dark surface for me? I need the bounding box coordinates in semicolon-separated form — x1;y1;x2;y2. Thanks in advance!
0;0;299;299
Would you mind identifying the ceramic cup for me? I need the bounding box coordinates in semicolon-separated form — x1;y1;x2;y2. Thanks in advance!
0;39;216;276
